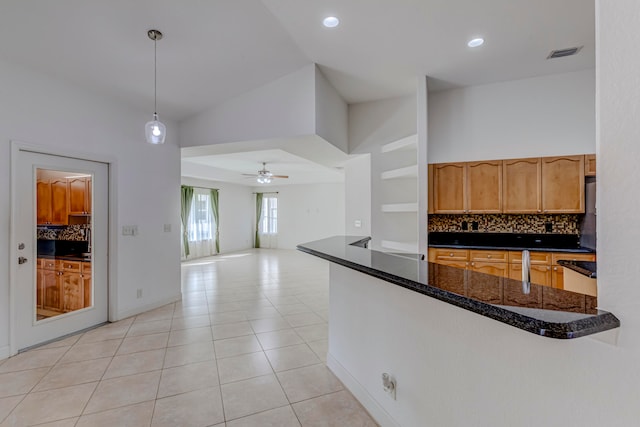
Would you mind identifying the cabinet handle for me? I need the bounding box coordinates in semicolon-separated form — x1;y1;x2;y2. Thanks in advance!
471;262;475;266
449;253;453;257
537;210;541;213
553;267;558;271
487;254;492;258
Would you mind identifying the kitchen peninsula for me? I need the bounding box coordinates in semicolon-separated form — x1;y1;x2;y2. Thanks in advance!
298;236;619;426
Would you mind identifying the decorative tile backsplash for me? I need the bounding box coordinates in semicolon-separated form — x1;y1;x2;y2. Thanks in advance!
37;225;90;241
428;214;580;234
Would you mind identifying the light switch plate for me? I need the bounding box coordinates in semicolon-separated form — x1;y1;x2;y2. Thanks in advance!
164;224;171;232
122;225;138;236
354;220;362;228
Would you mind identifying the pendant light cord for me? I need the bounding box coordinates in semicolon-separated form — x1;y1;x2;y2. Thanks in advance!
154;35;157;115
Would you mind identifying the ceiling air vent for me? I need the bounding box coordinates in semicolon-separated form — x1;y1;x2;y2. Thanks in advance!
547;46;583;59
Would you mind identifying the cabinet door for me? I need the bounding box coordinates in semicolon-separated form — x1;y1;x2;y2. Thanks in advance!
541;156;585;213
36;265;44;309
433;163;465;213
466;161;502;213
50;178;68;224
503;158;541;213
470;261;509;277
43;270;61;311
510;264;552;287
585;154;596;176
68;177;87;214
551;265;564;289
36;180;52;224
427;164;434;214
62;272;84;312
86;178;92;214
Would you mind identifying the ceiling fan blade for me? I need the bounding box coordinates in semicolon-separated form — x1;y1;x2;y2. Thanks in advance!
272;175;289;179
241;173;259;177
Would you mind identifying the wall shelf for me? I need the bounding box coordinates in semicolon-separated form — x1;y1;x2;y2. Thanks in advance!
381;165;418;180
381;203;418;213
380;134;418;153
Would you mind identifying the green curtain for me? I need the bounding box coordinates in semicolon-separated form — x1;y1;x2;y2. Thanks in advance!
255;193;263;248
180;185;194;257
210;189;220;253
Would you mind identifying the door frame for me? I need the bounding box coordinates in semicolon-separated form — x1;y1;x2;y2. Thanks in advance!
9;140;118;356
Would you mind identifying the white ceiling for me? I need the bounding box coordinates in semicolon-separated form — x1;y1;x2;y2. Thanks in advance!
0;0;595;185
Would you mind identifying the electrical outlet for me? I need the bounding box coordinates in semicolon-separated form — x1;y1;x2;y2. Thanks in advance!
461;221;468;231
545;222;553;233
136;289;143;299
164;224;171;233
471;221;479;231
122;225;138;236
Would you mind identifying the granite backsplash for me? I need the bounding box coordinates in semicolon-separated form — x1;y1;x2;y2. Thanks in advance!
428;214;580;234
37;224;89;241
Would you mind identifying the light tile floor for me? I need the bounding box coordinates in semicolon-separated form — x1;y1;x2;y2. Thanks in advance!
0;249;378;426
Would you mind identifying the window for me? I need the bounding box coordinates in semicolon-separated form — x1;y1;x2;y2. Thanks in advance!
188;191;214;242
261;197;277;234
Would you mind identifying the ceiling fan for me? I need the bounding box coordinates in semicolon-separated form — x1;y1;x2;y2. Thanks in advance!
242;162;289;184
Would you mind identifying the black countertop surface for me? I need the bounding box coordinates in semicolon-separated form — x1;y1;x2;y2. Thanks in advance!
297;236;618;339
558;260;597;279
428;232;595;253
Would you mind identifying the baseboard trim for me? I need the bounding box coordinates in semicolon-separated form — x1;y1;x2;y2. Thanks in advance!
114;293;182;321
327;353;400;427
0;345;10;361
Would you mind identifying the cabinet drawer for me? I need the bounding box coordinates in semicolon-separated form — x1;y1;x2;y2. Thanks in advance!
41;259;59;271
61;261;82;273
430;249;469;261
469;250;508;263
508;251;551;265
510;264;552;287
469;261;509;277
551;253;596;264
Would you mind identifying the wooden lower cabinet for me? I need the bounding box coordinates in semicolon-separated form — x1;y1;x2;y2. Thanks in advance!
37;258;92;316
429;248;595;291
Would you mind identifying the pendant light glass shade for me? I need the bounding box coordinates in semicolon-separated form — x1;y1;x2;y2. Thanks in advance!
145;113;166;144
145;29;166;144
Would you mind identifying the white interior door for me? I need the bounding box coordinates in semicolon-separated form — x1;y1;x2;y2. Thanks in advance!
13;149;108;351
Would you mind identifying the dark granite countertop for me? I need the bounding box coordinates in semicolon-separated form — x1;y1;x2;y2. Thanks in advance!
428;232;595;253
38;254;92;262
297;236;618;339
558;260;597;279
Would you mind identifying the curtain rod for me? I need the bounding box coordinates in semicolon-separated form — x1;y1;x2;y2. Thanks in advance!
253;191;279;194
184;185;219;191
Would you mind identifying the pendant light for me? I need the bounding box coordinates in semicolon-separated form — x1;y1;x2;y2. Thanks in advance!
145;29;166;144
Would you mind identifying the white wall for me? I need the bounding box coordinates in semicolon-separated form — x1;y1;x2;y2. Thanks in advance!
179;64;316;147
344;155;372;236
181;177;254;253
0;59;181;357
428;69;596;163
315;67;348;153
255;183;345;249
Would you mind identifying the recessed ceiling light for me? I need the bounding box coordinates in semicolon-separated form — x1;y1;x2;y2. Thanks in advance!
467;38;484;48
323;16;340;28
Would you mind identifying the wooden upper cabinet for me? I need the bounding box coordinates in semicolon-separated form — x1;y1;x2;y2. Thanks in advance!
541;155;585;213
433;163;465;213
503;158;541;213
466;160;502;213
427;164;434;214
37;180;52;225
50;179;68;224
68;177;91;215
585;154;596;176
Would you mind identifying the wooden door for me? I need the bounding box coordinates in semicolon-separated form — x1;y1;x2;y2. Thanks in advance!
62;272;84;312
502;158;541;213
466;160;502;213
541;156;585;213
36;180;52;224
68;177;88;214
42;269;61;311
86;178;92;213
433;163;465;213
82;262;92;308
585;154;596;176
50;178;68;224
427;164;434;214
470;261;509;277
510;264;552;287
36;261;43;309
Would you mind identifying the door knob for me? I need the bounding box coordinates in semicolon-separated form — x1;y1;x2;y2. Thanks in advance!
18;243;25;250
18;256;28;265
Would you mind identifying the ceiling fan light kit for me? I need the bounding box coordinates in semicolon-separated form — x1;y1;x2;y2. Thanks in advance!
243;162;289;184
